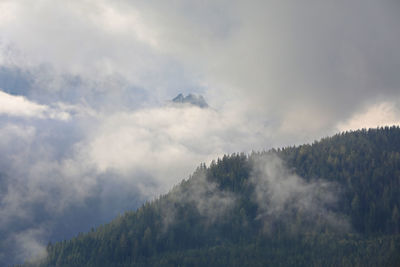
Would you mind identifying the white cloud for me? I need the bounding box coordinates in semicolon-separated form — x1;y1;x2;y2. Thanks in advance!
1;0;399;139
0;1;18;26
91;2;159;47
337;101;400;132
1;1;399;133
0;90;70;120
82;104;270;191
0;90;47;117
0;0;170;88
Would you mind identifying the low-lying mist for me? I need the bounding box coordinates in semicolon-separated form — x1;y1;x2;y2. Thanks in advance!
251;154;350;234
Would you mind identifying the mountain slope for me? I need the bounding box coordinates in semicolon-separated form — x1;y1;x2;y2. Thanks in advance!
22;127;400;266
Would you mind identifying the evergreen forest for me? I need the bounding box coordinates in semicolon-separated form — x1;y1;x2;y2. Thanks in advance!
20;127;400;266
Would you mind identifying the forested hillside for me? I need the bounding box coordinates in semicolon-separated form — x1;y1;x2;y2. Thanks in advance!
21;127;400;266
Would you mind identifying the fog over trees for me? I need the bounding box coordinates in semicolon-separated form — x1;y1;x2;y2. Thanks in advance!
20;127;400;267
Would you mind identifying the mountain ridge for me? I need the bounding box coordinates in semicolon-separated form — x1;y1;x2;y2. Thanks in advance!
21;126;400;266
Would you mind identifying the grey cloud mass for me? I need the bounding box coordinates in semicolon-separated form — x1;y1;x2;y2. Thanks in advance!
0;0;399;265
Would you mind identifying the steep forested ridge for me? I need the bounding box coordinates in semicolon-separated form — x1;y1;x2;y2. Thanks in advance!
21;127;400;266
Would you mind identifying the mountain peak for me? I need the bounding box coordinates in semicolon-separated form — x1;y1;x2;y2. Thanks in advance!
172;93;208;108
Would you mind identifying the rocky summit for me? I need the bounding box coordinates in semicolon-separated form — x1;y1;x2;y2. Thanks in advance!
172;93;209;108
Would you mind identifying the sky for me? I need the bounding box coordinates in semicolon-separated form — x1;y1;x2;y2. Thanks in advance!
0;0;400;264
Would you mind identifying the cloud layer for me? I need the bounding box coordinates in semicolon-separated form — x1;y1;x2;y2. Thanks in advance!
1;0;399;142
0;90;271;265
0;90;70;119
0;0;399;265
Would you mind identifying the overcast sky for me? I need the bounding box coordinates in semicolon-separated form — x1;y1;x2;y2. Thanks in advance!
1;0;400;264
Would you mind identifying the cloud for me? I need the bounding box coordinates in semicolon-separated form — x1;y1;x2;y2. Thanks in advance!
1;0;399;142
0;90;46;117
0;0;179;95
82;104;272;192
0;113;143;265
0;90;70;120
337;101;400;132
0;101;269;265
12;228;48;263
160;167;236;231
250;153;350;233
0;1;399;264
89;1;399;138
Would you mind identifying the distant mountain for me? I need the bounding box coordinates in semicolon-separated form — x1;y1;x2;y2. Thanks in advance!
22;127;400;267
172;93;208;108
